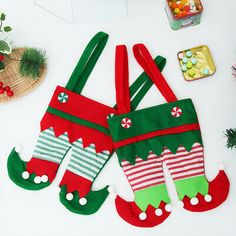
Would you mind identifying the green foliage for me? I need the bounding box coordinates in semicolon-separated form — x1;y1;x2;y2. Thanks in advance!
19;48;46;79
0;12;12;32
225;128;236;149
0;40;11;54
3;26;12;32
0;13;6;21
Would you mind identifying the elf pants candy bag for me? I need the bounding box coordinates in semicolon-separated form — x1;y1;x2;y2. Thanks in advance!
108;44;230;227
7;32;167;215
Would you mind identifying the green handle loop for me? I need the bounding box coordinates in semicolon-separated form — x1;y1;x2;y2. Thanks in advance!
66;32;109;94
65;31;166;111
131;56;166;110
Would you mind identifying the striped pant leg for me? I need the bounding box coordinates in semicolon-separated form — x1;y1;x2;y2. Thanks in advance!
60;138;110;198
163;142;209;200
26;128;71;182
121;152;170;211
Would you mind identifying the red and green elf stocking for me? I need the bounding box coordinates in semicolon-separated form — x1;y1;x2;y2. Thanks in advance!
7;32;167;215
108;44;229;227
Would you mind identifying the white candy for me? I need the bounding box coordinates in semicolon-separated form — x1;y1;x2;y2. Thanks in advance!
22;171;30;180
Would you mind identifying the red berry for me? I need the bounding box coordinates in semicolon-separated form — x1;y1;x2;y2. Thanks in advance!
0;54;4;61
0;87;4;94
7;90;14;97
0;81;3;87
4;86;10;92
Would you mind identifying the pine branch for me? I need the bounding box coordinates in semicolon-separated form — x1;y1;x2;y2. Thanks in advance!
225;128;236;149
19;48;46;79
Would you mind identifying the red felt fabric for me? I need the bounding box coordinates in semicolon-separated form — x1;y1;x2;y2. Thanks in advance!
59;170;92;198
115;45;131;114
113;123;200;149
49;86;116;128
182;170;230;212
41;112;113;153
26;158;59;183
133;44;177;103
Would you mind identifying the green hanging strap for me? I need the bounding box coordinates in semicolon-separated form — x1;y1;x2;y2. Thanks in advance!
65;32;109;94
65;32;166;110
130;56;166;111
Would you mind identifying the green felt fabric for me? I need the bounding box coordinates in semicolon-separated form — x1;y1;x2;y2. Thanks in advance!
135;184;170;211
59;185;109;215
47;106;110;135
66;32;109;94
109;98;198;142
175;175;209;200
108;98;203;165
7;149;50;190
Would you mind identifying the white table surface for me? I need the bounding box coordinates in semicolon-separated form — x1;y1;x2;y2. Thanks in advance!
0;0;236;235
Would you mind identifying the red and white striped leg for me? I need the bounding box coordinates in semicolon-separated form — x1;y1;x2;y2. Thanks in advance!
164;143;230;212
115;153;171;227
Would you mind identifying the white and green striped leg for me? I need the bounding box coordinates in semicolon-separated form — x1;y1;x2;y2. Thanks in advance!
8;128;70;190
59;138;112;215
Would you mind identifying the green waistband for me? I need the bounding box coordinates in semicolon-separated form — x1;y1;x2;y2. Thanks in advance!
108;98;199;142
47;106;110;136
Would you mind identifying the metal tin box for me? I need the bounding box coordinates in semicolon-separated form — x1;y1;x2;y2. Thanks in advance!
165;0;203;30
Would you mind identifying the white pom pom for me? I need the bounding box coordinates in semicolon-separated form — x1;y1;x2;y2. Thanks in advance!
15;145;22;153
41;175;48;183
177;201;184;208
139;212;147;220
155;208;163;216
79;197;87;206
109;193;117;200
165;204;172;212
34;176;41;184
190;197;199;205
204;194;212;202
219;164;224;170
22;171;30;180
66;193;74;201
108;186;115;193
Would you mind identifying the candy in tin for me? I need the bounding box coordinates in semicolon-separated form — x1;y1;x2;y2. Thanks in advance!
177;45;216;81
165;0;203;30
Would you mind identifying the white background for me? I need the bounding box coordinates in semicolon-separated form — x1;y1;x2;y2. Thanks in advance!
0;0;236;235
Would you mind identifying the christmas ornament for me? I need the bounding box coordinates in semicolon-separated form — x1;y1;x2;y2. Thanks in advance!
7;32;167;215
108;44;229;228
